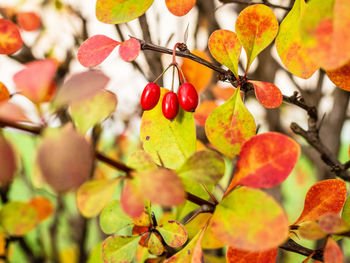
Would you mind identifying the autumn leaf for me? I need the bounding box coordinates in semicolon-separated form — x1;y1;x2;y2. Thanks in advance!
298;221;327;240
126;150;157;171
324;237;343;263
0;134;17;186
102;235;141;263
16;12;41;31
208;30;241;79
299;0;350;70
140;88;196;169
210;187;289;251
226;246;278;263
29;197;54;221
96;0;154;24
0;82;10;102
193;101;217;127
0;18;23;54
326;62;350;91
165;0;196;16
78;35;120;67
119;38;141;62
226;132;300;194
100;200;133;234
318;213;349;234
212;85;236;101
0;102;31;123
148;233;164;255
120;179;145;218
249;81;283;108
294;179;347;225
275;0;318;79
205;87;256;158
235;4;278;72
156;221;188;248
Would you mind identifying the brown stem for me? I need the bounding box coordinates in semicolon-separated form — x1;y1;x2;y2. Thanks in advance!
279;239;323;261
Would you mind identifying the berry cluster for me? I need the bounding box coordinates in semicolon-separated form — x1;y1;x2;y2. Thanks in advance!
140;42;199;120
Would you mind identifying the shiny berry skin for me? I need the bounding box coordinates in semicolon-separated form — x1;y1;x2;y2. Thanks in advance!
162;92;179;120
141;83;160;110
178;83;198;112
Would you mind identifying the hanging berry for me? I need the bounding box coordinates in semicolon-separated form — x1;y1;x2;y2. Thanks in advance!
162;92;179;120
178;83;198;112
141;83;161;110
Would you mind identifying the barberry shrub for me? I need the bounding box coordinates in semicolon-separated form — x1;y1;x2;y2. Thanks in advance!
0;0;349;262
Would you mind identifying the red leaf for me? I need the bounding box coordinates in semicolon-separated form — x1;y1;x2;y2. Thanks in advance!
165;0;196;16
0;102;31;123
0;134;17;186
226;132;300;194
0;18;23;54
250;80;283;108
78;35;120;67
13;59;57;104
294;179;347;225
324;238;343;263
120;179;144;218
227;246;278;263
16;12;41;31
119;38;141;62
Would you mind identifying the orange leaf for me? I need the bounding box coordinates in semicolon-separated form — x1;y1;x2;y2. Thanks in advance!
194;101;217;127
120;179;144;218
0;82;10;102
324;238;343;263
227;246;278;263
250;81;283;108
13;59;57;104
16;12;41;31
181;50;212;93
165;0;196;16
294;179;347;225
326;62;350;91
212;85;236;101
0;18;23;54
0;102;31;123
29;197;54;221
226;132;300;194
119;38;141;62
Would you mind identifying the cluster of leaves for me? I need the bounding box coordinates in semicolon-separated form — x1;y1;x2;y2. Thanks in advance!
0;0;350;262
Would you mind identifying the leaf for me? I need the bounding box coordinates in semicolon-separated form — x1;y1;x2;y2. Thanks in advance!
324;237;343;263
318;213;349;234
212;85;236;101
298;221;327;240
294;179;347;225
126;150;157;171
181;50;212;93
0;82;10;102
134;168;186;206
70;90;117;134
326;62;350;91
36;124;93;193
0;102;31;123
165;225;206;263
225;132;300;194
96;0;154;24
76;179;120;218
205;87;256;158
0;18;23;54
77;35;120;67
156;220;188;248
132;211;151;227
0;134;17;186
210;187;289;251
13;59;57;104
16;12;41;31
100;200;133;234
194;101;217;127
54;70;110;107
120;179;144;218
275;0;318;79
235;4;279;71
102;235;141;263
87;242;104;263
177;150;225;185
250;81;283;108
148;233;164;255
226;246;278;263
140;88;196;169
299;0;350;70
165;0;196;16
208;30;242;78
29;197;54;221
0;201;39;236
119;38;141;62
341;196;350;226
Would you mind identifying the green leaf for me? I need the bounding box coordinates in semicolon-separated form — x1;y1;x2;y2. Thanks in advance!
205;87;256;158
210;187;289;251
100;200;133;234
148;233;164;255
87;242;104;263
235;4;279;71
341;196;350;226
102;235;141;263
156;220;188;248
76;179;120;218
70;90;117;134
275;0;318;78
96;0;154;24
177;150;225;185
0;201;39;236
126;150;157;171
140;88;196;169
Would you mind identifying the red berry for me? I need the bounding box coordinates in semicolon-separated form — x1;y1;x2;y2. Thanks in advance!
141;83;160;110
178;83;198;112
162;92;179;120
